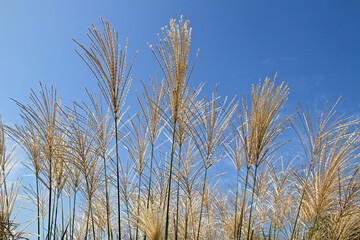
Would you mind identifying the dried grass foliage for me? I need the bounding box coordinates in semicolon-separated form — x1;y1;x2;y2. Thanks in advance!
1;16;359;240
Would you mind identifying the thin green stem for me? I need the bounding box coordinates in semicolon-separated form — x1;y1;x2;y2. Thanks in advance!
237;166;250;240
36;175;40;240
46;154;52;240
196;168;208;240
184;195;189;240
146;143;155;208
164;122;178;239
247;165;259;240
290;163;313;240
234;169;240;239
68;192;72;239
84;202;90;240
114;117;122;239
135;172;142;240
144;143;155;240
61;193;64;236
71;190;77;240
91;203;96;240
123;181;134;240
84;180;91;240
175;141;183;240
53;192;60;237
49;191;56;236
103;155;111;239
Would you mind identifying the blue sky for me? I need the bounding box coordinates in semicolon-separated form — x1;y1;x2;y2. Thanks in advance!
1;0;360;124
1;0;360;234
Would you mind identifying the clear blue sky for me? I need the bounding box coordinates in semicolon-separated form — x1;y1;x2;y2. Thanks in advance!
1;0;360;123
1;0;360;233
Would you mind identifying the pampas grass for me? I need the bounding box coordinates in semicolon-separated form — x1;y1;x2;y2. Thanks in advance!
2;16;360;240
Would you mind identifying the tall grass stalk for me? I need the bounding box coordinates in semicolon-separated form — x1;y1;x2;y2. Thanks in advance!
148;16;196;239
12;83;62;240
122;114;149;239
80;90;113;239
289;99;358;239
74;17;137;238
189;87;237;239
138;77;165;214
9;119;42;240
